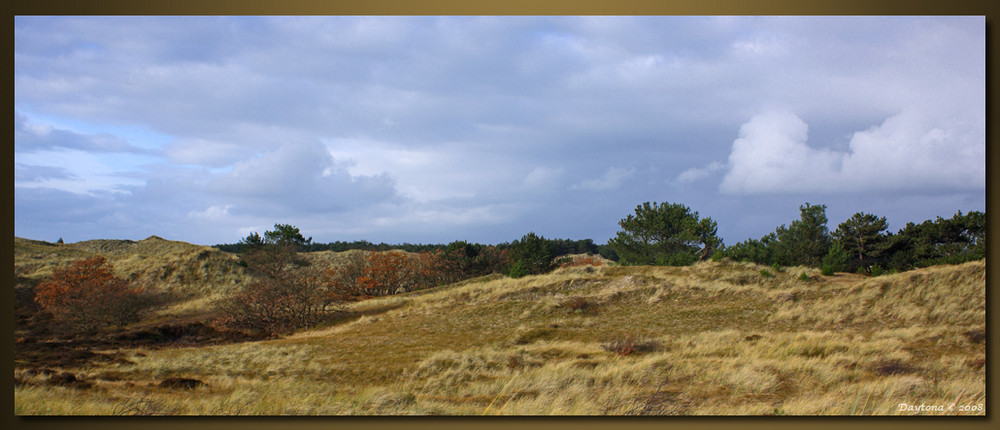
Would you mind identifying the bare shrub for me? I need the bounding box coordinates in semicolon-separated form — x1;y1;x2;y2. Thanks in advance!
563;296;598;314
216;243;346;335
215;269;340;335
111;392;170;416
34;256;161;332
327;250;461;298
602;334;661;357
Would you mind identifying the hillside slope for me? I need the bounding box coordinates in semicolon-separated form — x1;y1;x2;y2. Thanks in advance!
13;258;986;415
14;236;252;299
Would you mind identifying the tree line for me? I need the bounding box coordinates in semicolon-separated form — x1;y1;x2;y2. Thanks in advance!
32;204;983;336
712;203;984;275
214;225;610;261
221;202;984;279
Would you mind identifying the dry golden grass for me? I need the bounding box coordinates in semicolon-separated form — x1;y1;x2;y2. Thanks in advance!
13;252;986;416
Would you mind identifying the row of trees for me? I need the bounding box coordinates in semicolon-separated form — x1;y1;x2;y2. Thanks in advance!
214;227;608;260
694;203;984;274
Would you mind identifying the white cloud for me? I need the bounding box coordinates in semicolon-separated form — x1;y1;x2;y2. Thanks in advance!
523;166;565;191
164;138;251;167
326;137;512;203
188;204;233;221
208;139;398;215
719;109;984;194
573;166;635;191
677;162;725;184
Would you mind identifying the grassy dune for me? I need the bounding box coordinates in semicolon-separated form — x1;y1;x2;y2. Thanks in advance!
12;245;986;415
15;236;253;318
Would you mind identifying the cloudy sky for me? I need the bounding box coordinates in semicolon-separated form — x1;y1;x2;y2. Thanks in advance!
14;16;985;246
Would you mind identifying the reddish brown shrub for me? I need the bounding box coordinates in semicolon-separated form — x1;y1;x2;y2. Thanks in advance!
564;296;598;314
338;250;468;298
604;335;636;357
215;267;340;335
35;256;157;332
357;251;412;296
217;244;346;334
602;334;660;357
410;250;445;288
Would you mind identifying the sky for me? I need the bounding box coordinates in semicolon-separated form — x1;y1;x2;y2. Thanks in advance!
14;16;986;246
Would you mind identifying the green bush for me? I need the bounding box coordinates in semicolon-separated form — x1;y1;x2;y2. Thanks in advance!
869;264;884;277
821;240;850;273
508;261;529;279
820;264;835;276
760;269;772;278
798;272;810;281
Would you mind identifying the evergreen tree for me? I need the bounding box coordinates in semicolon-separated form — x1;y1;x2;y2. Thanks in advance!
775;203;831;267
891;210;985;269
833;212;889;272
264;224;312;249
241;232;264;247
509;232;556;276
609;201;719;266
821;240;850;275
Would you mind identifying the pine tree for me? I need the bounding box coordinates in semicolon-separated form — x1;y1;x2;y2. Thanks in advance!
608;201;719;266
833;212;889;272
509;232;556;276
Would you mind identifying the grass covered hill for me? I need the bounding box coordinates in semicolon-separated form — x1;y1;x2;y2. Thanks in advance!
14;236;252;300
12;238;986;415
